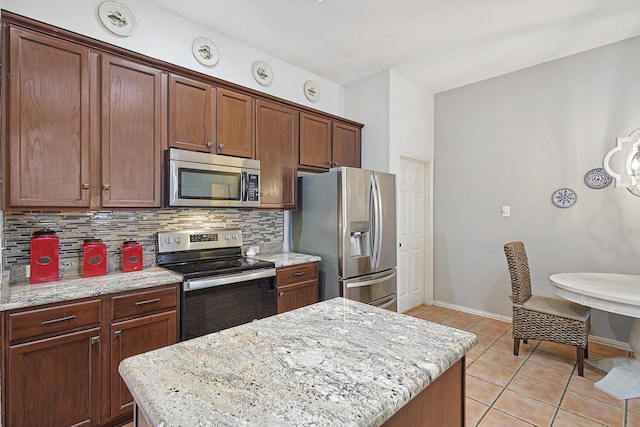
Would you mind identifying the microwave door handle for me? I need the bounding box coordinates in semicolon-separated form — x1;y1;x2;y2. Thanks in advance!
241;171;247;201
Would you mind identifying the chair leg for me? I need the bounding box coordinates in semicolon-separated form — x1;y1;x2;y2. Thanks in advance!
523;339;528;344
577;347;584;377
585;343;588;360
514;338;520;356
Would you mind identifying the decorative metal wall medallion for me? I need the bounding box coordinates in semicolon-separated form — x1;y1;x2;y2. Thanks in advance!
551;188;577;208
584;167;613;189
192;37;219;66
304;80;319;102
98;1;137;37
252;61;273;86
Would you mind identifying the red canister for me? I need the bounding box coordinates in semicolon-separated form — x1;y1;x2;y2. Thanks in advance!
83;239;107;278
30;229;60;284
122;241;143;272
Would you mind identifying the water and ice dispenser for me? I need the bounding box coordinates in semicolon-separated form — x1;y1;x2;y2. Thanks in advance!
349;221;370;257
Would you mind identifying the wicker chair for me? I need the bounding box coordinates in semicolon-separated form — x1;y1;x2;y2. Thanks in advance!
503;241;591;376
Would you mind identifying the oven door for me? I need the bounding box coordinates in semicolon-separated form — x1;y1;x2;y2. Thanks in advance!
180;269;276;341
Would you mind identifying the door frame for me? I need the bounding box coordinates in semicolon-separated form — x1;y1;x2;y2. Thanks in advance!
395;152;433;308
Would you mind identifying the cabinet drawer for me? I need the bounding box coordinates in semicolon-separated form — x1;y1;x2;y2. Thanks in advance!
111;286;177;321
277;262;318;286
8;299;101;343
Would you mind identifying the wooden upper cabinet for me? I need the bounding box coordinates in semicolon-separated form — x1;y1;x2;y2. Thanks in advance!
299;113;332;170
5;27;95;210
168;74;216;153
332;122;362;168
101;55;166;208
256;100;299;209
217;88;254;158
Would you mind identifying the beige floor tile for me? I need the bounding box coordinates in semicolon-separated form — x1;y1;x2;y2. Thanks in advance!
567;374;623;407
442;315;482;330
467;360;515;387
551;409;608;427
519;360;571;388
467;344;487;360
477;408;534;427
536;341;577;359
581;363;607;382
529;350;575;373
466;375;504;405
475;318;512;332
474;332;499;348
490;336;538;357
560;390;624;426
507;373;564;406
469;323;510;340
415;310;450;322
477;349;525;372
402;305;428;316
451;311;486;323
627;396;640;413
493;389;555;426
426;305;459;316
465;397;489;427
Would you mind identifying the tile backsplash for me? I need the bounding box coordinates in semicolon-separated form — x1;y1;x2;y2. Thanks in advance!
4;208;283;280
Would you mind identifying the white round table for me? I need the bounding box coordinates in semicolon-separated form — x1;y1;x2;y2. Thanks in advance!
550;273;640;400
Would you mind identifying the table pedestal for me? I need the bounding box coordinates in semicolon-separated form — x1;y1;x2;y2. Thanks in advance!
588;318;640;400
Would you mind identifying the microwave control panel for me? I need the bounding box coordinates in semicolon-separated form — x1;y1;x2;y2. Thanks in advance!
247;174;259;201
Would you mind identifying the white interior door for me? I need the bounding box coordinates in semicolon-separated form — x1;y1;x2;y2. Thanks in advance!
397;156;428;312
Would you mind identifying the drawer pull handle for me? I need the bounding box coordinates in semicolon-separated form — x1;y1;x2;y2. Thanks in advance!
278;292;285;298
41;315;76;326
135;298;160;306
91;336;100;344
114;330;122;338
292;272;306;277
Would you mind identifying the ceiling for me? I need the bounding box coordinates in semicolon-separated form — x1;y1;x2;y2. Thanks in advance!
146;0;640;93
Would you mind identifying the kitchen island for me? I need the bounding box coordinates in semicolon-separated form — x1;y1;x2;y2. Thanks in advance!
119;298;477;426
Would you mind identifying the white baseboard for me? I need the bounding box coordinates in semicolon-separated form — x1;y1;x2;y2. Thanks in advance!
432;300;632;352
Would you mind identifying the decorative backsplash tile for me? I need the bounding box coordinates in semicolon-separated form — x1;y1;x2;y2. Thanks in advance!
4;208;283;280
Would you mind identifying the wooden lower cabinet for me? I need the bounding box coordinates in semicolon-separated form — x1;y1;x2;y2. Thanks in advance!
382;358;465;427
110;311;177;419
8;327;102;426
2;284;179;427
276;262;319;314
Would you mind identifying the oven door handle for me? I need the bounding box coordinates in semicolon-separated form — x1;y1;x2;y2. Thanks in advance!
184;268;276;291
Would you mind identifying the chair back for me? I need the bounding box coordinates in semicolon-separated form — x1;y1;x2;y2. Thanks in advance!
503;241;532;304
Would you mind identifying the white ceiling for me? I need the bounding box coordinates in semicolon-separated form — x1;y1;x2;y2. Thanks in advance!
146;0;640;93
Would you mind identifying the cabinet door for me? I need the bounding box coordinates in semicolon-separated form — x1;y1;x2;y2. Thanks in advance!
256;100;299;209
217;88;254;158
168;74;216;152
101;55;166;208
8;328;101;427
110;311;177;419
299;112;332;170
332;122;362;168
277;280;318;314
5;26;95;209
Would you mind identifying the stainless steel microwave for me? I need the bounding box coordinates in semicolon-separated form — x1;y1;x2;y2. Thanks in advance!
167;148;260;208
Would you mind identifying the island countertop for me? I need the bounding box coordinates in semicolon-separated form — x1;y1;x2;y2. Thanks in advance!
119;297;477;427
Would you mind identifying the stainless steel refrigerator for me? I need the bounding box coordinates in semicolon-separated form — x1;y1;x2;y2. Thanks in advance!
292;167;397;311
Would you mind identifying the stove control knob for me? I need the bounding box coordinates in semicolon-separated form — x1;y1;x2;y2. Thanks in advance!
165;237;173;244
232;234;238;240
225;234;230;240
175;237;181;244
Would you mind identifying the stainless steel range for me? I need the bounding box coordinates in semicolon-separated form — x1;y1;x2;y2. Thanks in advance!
157;229;276;341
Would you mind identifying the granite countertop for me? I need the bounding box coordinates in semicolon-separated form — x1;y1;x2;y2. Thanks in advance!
0;267;183;312
119;297;477;427
252;252;321;268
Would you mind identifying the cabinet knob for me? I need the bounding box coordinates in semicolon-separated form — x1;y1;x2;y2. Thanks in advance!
326;162;332;165
278;292;284;298
82;183;90;190
114;330;122;338
103;184;110;191
206;141;213;148
219;143;225;149
91;336;100;344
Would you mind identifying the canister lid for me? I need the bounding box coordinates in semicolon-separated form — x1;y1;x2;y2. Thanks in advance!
33;229;56;236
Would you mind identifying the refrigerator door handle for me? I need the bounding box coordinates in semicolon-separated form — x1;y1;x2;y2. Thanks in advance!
370;174;381;268
345;271;397;289
374;174;383;269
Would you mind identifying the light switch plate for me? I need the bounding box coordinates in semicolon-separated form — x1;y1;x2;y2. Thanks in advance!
501;206;511;217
